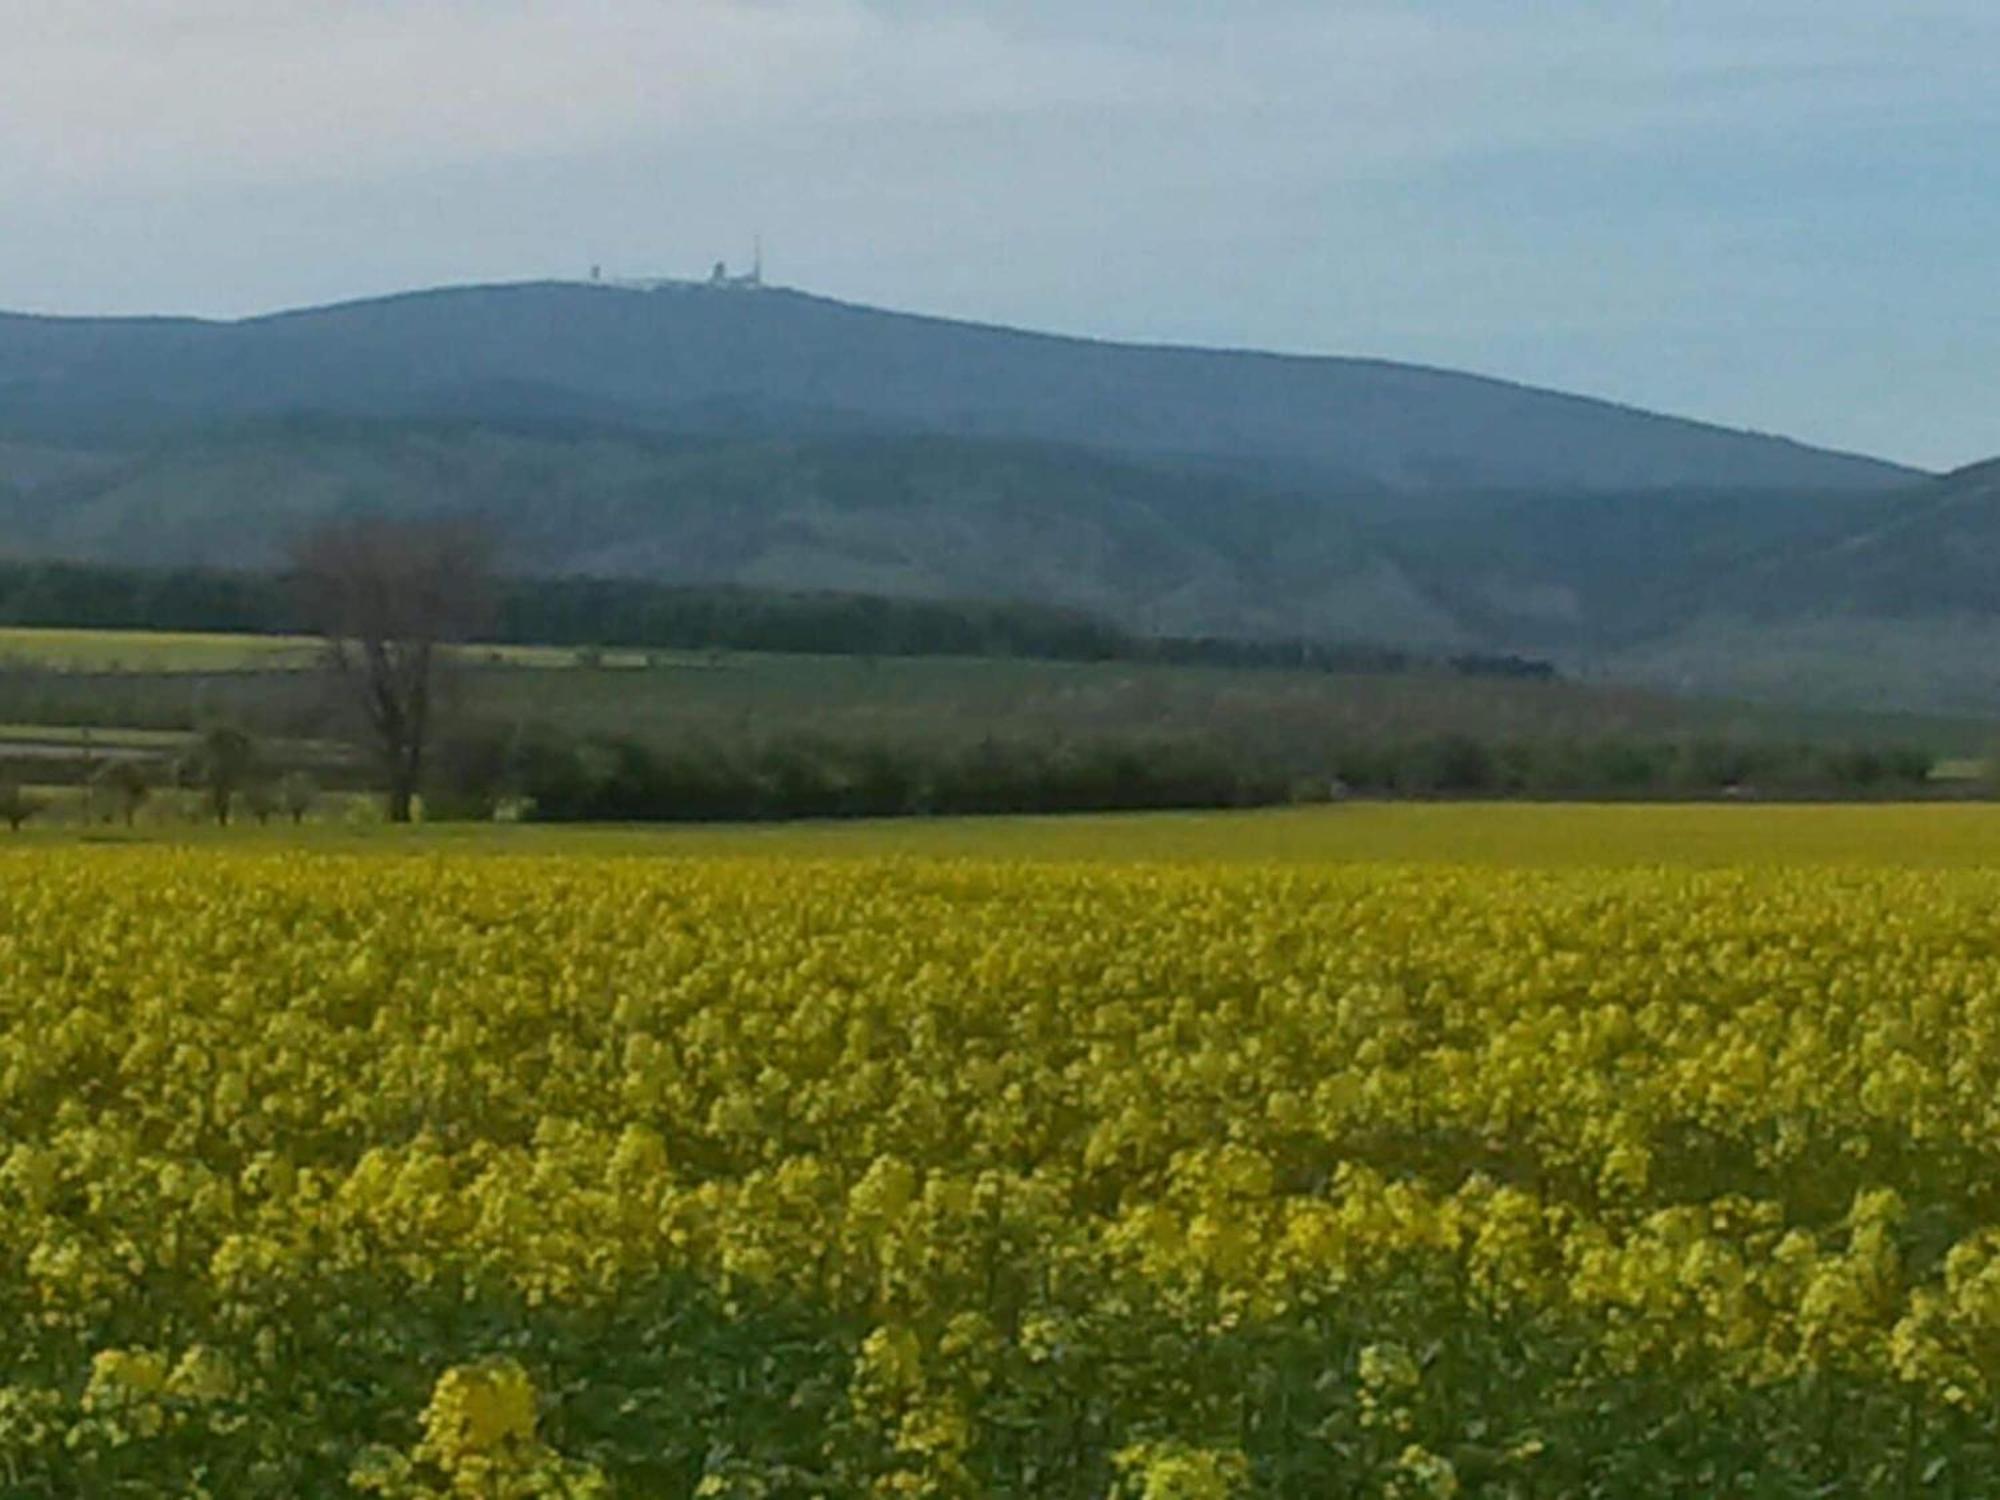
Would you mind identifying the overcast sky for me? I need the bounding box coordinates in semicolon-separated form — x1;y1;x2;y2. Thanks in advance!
3;0;1995;469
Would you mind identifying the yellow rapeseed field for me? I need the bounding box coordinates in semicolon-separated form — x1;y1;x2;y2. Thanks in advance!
5;829;2000;1493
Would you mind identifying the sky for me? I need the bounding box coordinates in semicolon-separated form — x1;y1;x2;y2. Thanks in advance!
2;0;1995;470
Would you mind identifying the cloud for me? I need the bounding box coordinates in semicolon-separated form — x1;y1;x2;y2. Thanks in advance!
6;0;1992;198
0;0;1195;195
3;2;825;188
0;0;1994;464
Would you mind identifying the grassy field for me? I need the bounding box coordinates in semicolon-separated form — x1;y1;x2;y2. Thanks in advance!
460;653;1997;751
2;625;1992;759
0;625;323;671
0;625;663;674
17;800;2000;868
0;722;193;751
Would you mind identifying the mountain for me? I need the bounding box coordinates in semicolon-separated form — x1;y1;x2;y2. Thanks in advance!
6;278;1993;712
0;280;1912;495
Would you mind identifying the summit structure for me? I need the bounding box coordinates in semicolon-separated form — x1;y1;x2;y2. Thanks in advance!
587;241;766;294
709;238;764;290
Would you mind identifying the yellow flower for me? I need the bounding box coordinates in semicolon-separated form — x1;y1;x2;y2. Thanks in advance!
1111;1440;1250;1499
420;1358;539;1468
83;1348;169;1410
1391;1443;1460;1499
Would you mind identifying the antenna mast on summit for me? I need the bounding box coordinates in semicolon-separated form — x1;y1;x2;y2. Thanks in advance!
753;233;764;285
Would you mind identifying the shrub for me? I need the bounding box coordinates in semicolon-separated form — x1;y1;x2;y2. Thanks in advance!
517;732;1287;824
426;727;519;822
0;778;42;831
280;772;318;825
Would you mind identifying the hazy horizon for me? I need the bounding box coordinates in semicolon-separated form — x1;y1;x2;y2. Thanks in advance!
5;1;1995;469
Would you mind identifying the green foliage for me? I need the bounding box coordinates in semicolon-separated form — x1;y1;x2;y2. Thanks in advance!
512;731;1289;823
1327;734;1936;797
426;728;518;822
501;727;1934;823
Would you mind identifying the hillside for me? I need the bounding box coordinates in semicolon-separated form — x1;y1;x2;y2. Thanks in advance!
1589;463;2000;714
0;420;1458;643
1719;459;2000;618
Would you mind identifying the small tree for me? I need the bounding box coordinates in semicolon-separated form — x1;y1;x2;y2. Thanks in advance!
0;779;40;832
94;759;154;827
185;727;258;827
291;515;495;823
243;780;279;826
280;771;318;825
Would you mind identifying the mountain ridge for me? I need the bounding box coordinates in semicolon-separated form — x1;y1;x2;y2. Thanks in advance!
0;280;1919;494
0;278;1934;478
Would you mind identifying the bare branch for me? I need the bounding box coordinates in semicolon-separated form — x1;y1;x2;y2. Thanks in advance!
290;515;495;823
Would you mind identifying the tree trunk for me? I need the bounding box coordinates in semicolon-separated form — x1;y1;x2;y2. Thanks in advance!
387;782;416;824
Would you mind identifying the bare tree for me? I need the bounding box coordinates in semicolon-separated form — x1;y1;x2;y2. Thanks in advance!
291;516;495;823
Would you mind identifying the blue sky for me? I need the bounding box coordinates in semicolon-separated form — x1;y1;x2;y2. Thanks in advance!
2;0;1995;469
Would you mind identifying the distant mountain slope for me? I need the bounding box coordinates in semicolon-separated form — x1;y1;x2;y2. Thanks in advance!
0;281;1915;495
1714;459;2000;617
1522;463;2000;715
0;419;1460;643
1366;487;1891;648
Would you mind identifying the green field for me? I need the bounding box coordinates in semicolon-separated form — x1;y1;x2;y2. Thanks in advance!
0;722;193;750
0;625;663;674
2;625;1991;759
15;800;2000;868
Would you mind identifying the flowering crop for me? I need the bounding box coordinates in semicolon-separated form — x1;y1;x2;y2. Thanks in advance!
5;846;2000;1493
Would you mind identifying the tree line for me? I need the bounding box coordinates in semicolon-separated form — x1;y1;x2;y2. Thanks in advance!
0;558;1553;678
484;729;1934;823
0;726;320;830
2;723;1939;833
